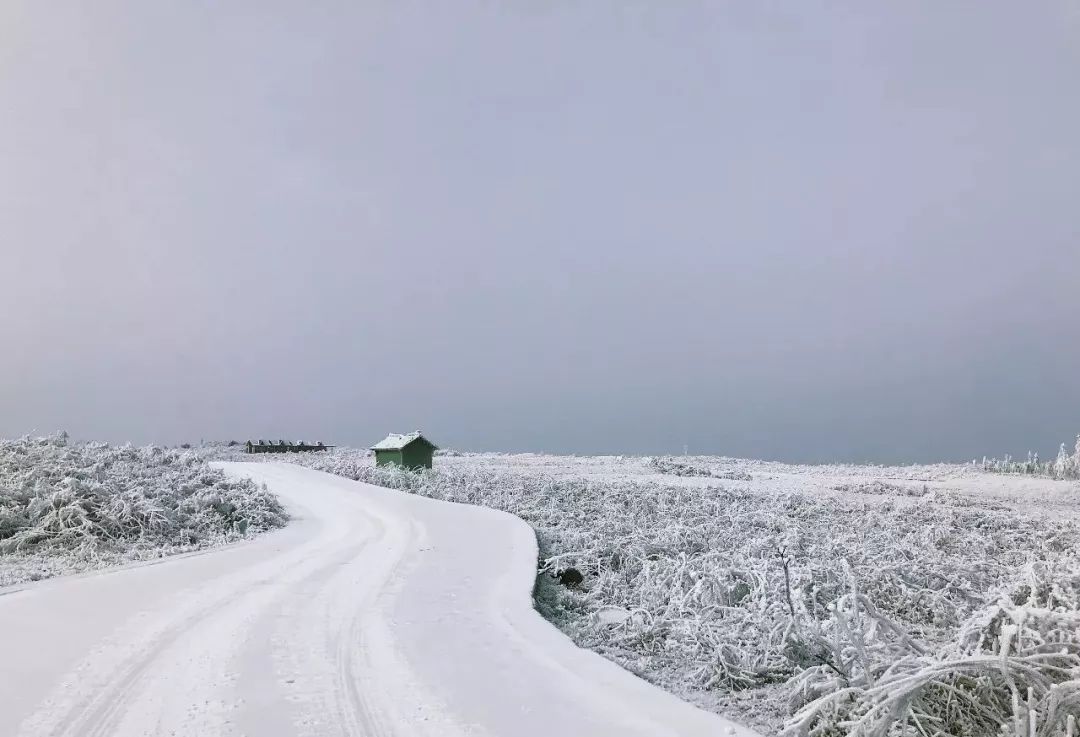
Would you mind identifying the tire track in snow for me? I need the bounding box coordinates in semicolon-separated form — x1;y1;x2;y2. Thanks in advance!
262;482;461;737
15;468;380;737
266;495;400;737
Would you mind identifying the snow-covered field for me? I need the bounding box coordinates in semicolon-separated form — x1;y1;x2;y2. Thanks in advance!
6;436;1080;735
0;434;287;586
0;462;754;737
280;448;1080;736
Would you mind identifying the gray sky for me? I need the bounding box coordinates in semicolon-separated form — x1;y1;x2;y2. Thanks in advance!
2;2;1079;463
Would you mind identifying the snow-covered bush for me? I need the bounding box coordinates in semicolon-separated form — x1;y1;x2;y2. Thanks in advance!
785;562;1080;736
0;433;287;586
832;481;929;497
284;448;1080;734
649;456;753;480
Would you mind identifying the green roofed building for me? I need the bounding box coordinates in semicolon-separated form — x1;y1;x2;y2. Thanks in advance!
371;431;438;469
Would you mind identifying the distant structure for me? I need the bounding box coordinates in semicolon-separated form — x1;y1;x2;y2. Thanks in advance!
245;439;332;454
371;431;438;469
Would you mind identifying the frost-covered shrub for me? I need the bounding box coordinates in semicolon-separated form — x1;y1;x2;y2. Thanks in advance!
649;456;753;480
832;481;928;497
285;448;1080;734
0;433;287;586
785;562;1080;736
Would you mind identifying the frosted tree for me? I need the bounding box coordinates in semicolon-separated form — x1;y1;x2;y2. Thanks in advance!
1054;443;1070;479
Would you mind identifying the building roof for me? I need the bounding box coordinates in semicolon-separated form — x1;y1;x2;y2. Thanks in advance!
370;431;438;451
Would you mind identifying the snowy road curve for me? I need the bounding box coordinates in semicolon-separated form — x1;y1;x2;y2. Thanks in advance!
0;463;758;737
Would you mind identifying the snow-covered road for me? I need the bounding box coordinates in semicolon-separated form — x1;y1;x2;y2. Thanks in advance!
0;463;757;737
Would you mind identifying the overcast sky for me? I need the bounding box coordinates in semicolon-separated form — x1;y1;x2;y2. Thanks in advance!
2;2;1078;463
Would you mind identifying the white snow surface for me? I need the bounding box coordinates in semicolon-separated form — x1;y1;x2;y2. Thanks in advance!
371;431;432;451
0;462;758;737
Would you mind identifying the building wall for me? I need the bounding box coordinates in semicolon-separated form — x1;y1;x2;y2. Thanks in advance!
401;443;434;469
375;449;403;467
374;442;434;469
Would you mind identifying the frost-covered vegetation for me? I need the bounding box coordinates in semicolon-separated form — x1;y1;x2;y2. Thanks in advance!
0;434;287;586
281;448;1080;736
650;456;753;481
832;480;930;497
983;435;1080;480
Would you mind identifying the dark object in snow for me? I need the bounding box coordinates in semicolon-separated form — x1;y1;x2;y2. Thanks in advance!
557;567;584;587
245;440;332;454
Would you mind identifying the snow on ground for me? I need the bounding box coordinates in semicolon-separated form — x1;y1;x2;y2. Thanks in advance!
0;435;287;587
279;448;1080;736
0;462;757;737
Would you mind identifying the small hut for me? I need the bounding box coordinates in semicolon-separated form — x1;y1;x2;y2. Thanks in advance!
371;431;438;469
